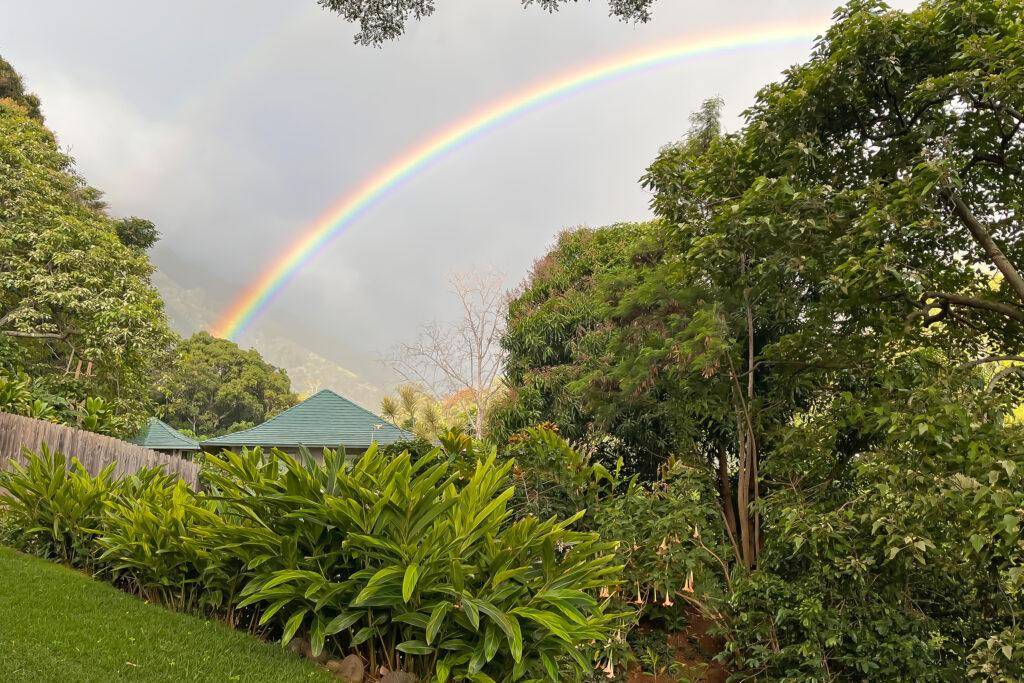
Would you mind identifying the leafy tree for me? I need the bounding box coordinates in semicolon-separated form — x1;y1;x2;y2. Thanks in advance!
0;55;43;122
114;216;160;250
491;222;665;475
317;0;657;46
151;332;297;437
499;0;1024;676
0;82;171;430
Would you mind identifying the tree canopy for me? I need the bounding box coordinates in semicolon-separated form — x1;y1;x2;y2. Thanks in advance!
0;82;171;430
151;332;297;438
495;0;1024;676
0;55;43;122
317;0;657;46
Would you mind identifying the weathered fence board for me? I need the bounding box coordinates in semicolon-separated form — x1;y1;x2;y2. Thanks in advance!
0;413;199;488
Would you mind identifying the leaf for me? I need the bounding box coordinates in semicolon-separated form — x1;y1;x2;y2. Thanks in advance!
462;595;480;630
426;602;451;645
476;599;523;662
281;608;307;646
310;614;326;657
396;640;434;655
402;563;420;603
324;611;362;635
350;626;373;646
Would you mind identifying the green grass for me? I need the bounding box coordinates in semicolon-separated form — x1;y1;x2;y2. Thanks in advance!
0;546;332;682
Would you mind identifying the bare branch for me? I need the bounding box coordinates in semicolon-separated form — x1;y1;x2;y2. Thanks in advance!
388;267;508;438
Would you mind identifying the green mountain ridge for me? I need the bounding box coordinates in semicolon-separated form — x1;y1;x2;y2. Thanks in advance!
152;270;386;410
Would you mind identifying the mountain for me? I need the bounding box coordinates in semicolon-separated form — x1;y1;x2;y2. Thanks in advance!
152;269;387;410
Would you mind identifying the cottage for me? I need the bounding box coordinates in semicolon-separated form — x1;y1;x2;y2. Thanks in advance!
200;389;413;456
130;417;201;458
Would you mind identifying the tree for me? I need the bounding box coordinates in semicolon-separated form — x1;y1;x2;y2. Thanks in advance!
499;1;1024;675
152;332;297;437
114;217;160;250
491;222;668;474
0;79;171;429
0;55;43;122
388;268;507;439
317;0;657;46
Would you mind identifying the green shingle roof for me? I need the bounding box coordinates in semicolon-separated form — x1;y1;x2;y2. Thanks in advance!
200;389;413;450
131;418;200;450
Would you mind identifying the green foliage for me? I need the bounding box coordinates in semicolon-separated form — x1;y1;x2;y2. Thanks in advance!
114;216;160;250
0;443;114;566
500;427;730;675
0;55;43;122
717;354;1024;679
593;461;726;614
498;2;1024;678
206;442;624;679
491;223;670;478
97;470;231;611
0;370;127;436
0;64;171;427
317;0;657;46
1;439;624;679
151;332;297;437
504;425;615;522
968;626;1024;682
381;383;470;442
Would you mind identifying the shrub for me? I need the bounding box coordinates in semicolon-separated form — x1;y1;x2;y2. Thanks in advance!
97;470;229;611
504;425;615;522
206;443;625;680
0;443;114;565
0;371;128;436
593;460;727;617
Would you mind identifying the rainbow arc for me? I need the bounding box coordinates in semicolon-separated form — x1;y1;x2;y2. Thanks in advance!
212;22;825;340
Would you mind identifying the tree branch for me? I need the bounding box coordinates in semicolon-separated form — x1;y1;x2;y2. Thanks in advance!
941;187;1024;304
1;329;71;339
921;291;1024;324
961;355;1024;368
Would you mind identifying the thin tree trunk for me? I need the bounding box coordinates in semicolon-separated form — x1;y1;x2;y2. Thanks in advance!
717;450;742;564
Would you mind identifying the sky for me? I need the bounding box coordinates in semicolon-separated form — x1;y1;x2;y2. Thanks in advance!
1;0;919;389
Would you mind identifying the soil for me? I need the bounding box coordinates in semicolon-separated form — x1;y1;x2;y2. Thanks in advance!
626;609;729;683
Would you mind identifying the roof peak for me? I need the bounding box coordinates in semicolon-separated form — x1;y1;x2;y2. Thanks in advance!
201;387;413;448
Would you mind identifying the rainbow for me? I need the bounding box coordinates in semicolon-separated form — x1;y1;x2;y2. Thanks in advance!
212;21;824;340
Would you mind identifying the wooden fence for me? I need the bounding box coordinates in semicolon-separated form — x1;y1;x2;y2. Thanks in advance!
0;412;200;488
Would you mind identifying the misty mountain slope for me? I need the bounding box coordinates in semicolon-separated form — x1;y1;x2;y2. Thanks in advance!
152;270;386;409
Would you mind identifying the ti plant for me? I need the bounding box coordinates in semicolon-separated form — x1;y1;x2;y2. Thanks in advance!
204;443;625;681
0;443;114;566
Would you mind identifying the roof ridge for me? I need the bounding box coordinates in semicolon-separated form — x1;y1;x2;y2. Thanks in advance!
135;417;199;449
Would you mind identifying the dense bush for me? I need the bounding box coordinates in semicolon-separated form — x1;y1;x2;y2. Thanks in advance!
0;370;127;436
502;427;730;677
98;470;231;611
0;441;624;680
207;443;624;680
0;443;114;565
722;359;1024;680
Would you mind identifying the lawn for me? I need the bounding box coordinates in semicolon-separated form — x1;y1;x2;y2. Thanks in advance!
0;547;332;682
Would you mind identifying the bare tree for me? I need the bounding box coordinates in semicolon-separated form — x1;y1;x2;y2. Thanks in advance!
388;268;508;439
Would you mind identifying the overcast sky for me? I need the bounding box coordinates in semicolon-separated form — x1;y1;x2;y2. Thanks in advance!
2;0;918;383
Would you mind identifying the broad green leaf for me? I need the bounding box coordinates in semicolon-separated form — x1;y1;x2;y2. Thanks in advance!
403;563;420;603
